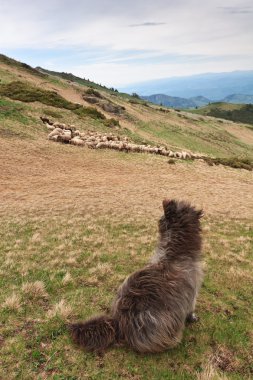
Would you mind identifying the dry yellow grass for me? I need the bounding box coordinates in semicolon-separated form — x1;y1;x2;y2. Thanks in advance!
47;299;73;320
3;293;21;311
0;137;252;222
22;281;48;299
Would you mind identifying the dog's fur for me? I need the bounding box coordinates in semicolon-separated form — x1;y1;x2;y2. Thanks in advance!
70;199;203;353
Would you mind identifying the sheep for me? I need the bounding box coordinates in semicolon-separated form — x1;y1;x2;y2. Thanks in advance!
181;151;191;160
44;118;200;160
70;137;85;146
53;122;64;129
86;141;96;148
46;123;55;131
96;142;108;149
161;149;169;156
58;133;72;143
48;128;63;139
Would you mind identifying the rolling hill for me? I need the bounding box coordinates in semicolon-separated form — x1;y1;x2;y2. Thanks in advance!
222;94;253;104
141;93;253;109
190;102;253;126
1;54;253;159
141;94;211;108
1;54;253;380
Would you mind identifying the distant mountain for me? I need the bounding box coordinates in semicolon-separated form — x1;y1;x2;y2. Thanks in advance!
142;94;211;109
121;71;253;100
142;94;195;108
222;94;253;104
190;96;211;107
142;92;253;109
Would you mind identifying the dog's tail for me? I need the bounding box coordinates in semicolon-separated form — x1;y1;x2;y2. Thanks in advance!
69;315;118;352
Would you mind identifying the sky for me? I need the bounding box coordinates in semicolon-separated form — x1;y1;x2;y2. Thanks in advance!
0;0;253;87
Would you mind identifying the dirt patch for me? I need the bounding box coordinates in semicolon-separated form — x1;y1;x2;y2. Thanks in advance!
0;137;252;220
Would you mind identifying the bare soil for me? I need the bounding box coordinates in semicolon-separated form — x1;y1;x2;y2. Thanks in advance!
1;137;252;220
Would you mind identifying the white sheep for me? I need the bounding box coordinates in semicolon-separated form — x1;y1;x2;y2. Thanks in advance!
59;133;72;142
70;137;85;146
46;123;55;131
48;128;63;139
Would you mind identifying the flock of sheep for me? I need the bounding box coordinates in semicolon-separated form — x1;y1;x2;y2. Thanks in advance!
42;117;203;160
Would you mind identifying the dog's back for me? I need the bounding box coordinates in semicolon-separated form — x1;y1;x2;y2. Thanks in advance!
111;256;202;352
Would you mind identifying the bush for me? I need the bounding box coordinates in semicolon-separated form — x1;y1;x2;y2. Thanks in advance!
85;88;103;98
0;81;105;120
203;156;253;171
0;81;78;109
205;104;253;125
104;118;120;128
74;106;105;120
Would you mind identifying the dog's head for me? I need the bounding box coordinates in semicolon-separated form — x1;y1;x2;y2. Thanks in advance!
159;199;203;234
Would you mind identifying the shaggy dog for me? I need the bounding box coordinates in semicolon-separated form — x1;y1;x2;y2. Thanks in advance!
70;199;203;353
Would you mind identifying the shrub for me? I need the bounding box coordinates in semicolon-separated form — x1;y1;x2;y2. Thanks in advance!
74;106;105;120
85;88;103;98
104;118;120;128
203;156;253;171
0;81;105;120
205;104;253;125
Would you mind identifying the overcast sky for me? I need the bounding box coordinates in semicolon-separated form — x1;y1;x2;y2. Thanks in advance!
1;0;253;87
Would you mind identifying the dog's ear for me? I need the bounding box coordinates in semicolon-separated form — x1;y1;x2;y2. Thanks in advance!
196;209;204;219
162;199;177;218
162;199;170;212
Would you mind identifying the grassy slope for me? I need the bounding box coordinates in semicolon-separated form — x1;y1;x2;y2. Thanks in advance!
190;102;253;127
1;53;253;159
1;214;252;380
0;55;253;379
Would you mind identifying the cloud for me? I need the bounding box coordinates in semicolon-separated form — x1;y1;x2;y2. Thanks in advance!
129;22;167;27
0;0;253;86
218;6;253;14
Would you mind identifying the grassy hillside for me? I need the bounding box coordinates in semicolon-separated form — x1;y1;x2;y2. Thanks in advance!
0;54;253;380
1;54;253;160
191;102;253;126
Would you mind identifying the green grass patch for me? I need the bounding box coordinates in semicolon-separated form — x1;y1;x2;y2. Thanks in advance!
136;119;253;158
0;215;252;379
0;81;105;122
0;98;29;124
0;97;39;139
